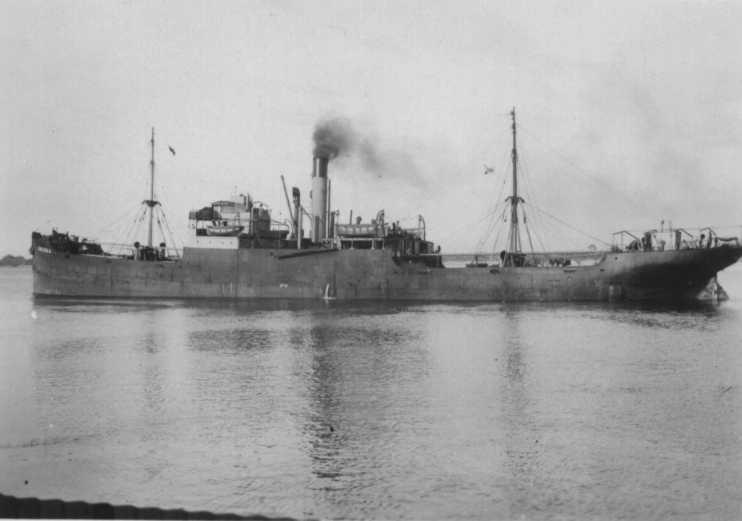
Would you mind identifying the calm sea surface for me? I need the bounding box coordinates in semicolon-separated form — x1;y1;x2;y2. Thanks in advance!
2;265;742;520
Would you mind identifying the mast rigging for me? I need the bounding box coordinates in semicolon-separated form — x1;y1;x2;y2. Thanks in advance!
144;127;160;248
506;107;524;257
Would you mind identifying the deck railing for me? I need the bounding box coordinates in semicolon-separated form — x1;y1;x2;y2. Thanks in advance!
612;226;741;251
100;242;181;260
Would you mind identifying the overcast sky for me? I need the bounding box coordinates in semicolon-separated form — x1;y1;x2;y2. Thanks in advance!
2;0;742;255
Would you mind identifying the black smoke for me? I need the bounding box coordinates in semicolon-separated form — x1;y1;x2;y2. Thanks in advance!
312;116;429;187
312;117;357;159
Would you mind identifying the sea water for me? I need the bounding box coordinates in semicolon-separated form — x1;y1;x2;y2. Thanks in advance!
1;265;741;520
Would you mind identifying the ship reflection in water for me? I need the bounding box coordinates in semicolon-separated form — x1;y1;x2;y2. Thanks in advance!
1;266;742;519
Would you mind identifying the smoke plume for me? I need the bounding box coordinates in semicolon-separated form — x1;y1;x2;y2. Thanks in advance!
312;117;357;158
312;116;429;187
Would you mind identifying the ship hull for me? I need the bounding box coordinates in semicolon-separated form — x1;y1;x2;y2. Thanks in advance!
31;245;742;303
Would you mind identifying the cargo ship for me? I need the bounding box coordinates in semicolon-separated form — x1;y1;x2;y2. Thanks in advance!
30;111;742;302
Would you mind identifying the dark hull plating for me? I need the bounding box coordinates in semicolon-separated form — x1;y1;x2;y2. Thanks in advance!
31;245;742;302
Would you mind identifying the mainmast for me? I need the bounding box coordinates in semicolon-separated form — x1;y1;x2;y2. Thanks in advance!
507;107;523;254
145;127;159;248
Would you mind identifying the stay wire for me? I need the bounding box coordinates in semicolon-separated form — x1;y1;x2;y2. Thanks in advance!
435;167;506;249
473;148;510;252
491;208;507;255
474;195;505;252
159;206;182;255
515;146;549;251
522;207;536;254
517;122;648;215
123;206;147;246
529;203;611;247
155;213;167;247
94;203;142;237
516;131;607;249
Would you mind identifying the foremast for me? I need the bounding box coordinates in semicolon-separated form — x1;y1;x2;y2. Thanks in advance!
505;107;524;260
143;127;160;248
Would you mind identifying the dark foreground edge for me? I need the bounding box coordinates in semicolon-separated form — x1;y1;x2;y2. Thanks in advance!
0;493;299;520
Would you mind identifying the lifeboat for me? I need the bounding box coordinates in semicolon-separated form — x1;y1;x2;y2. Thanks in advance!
205;224;244;236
